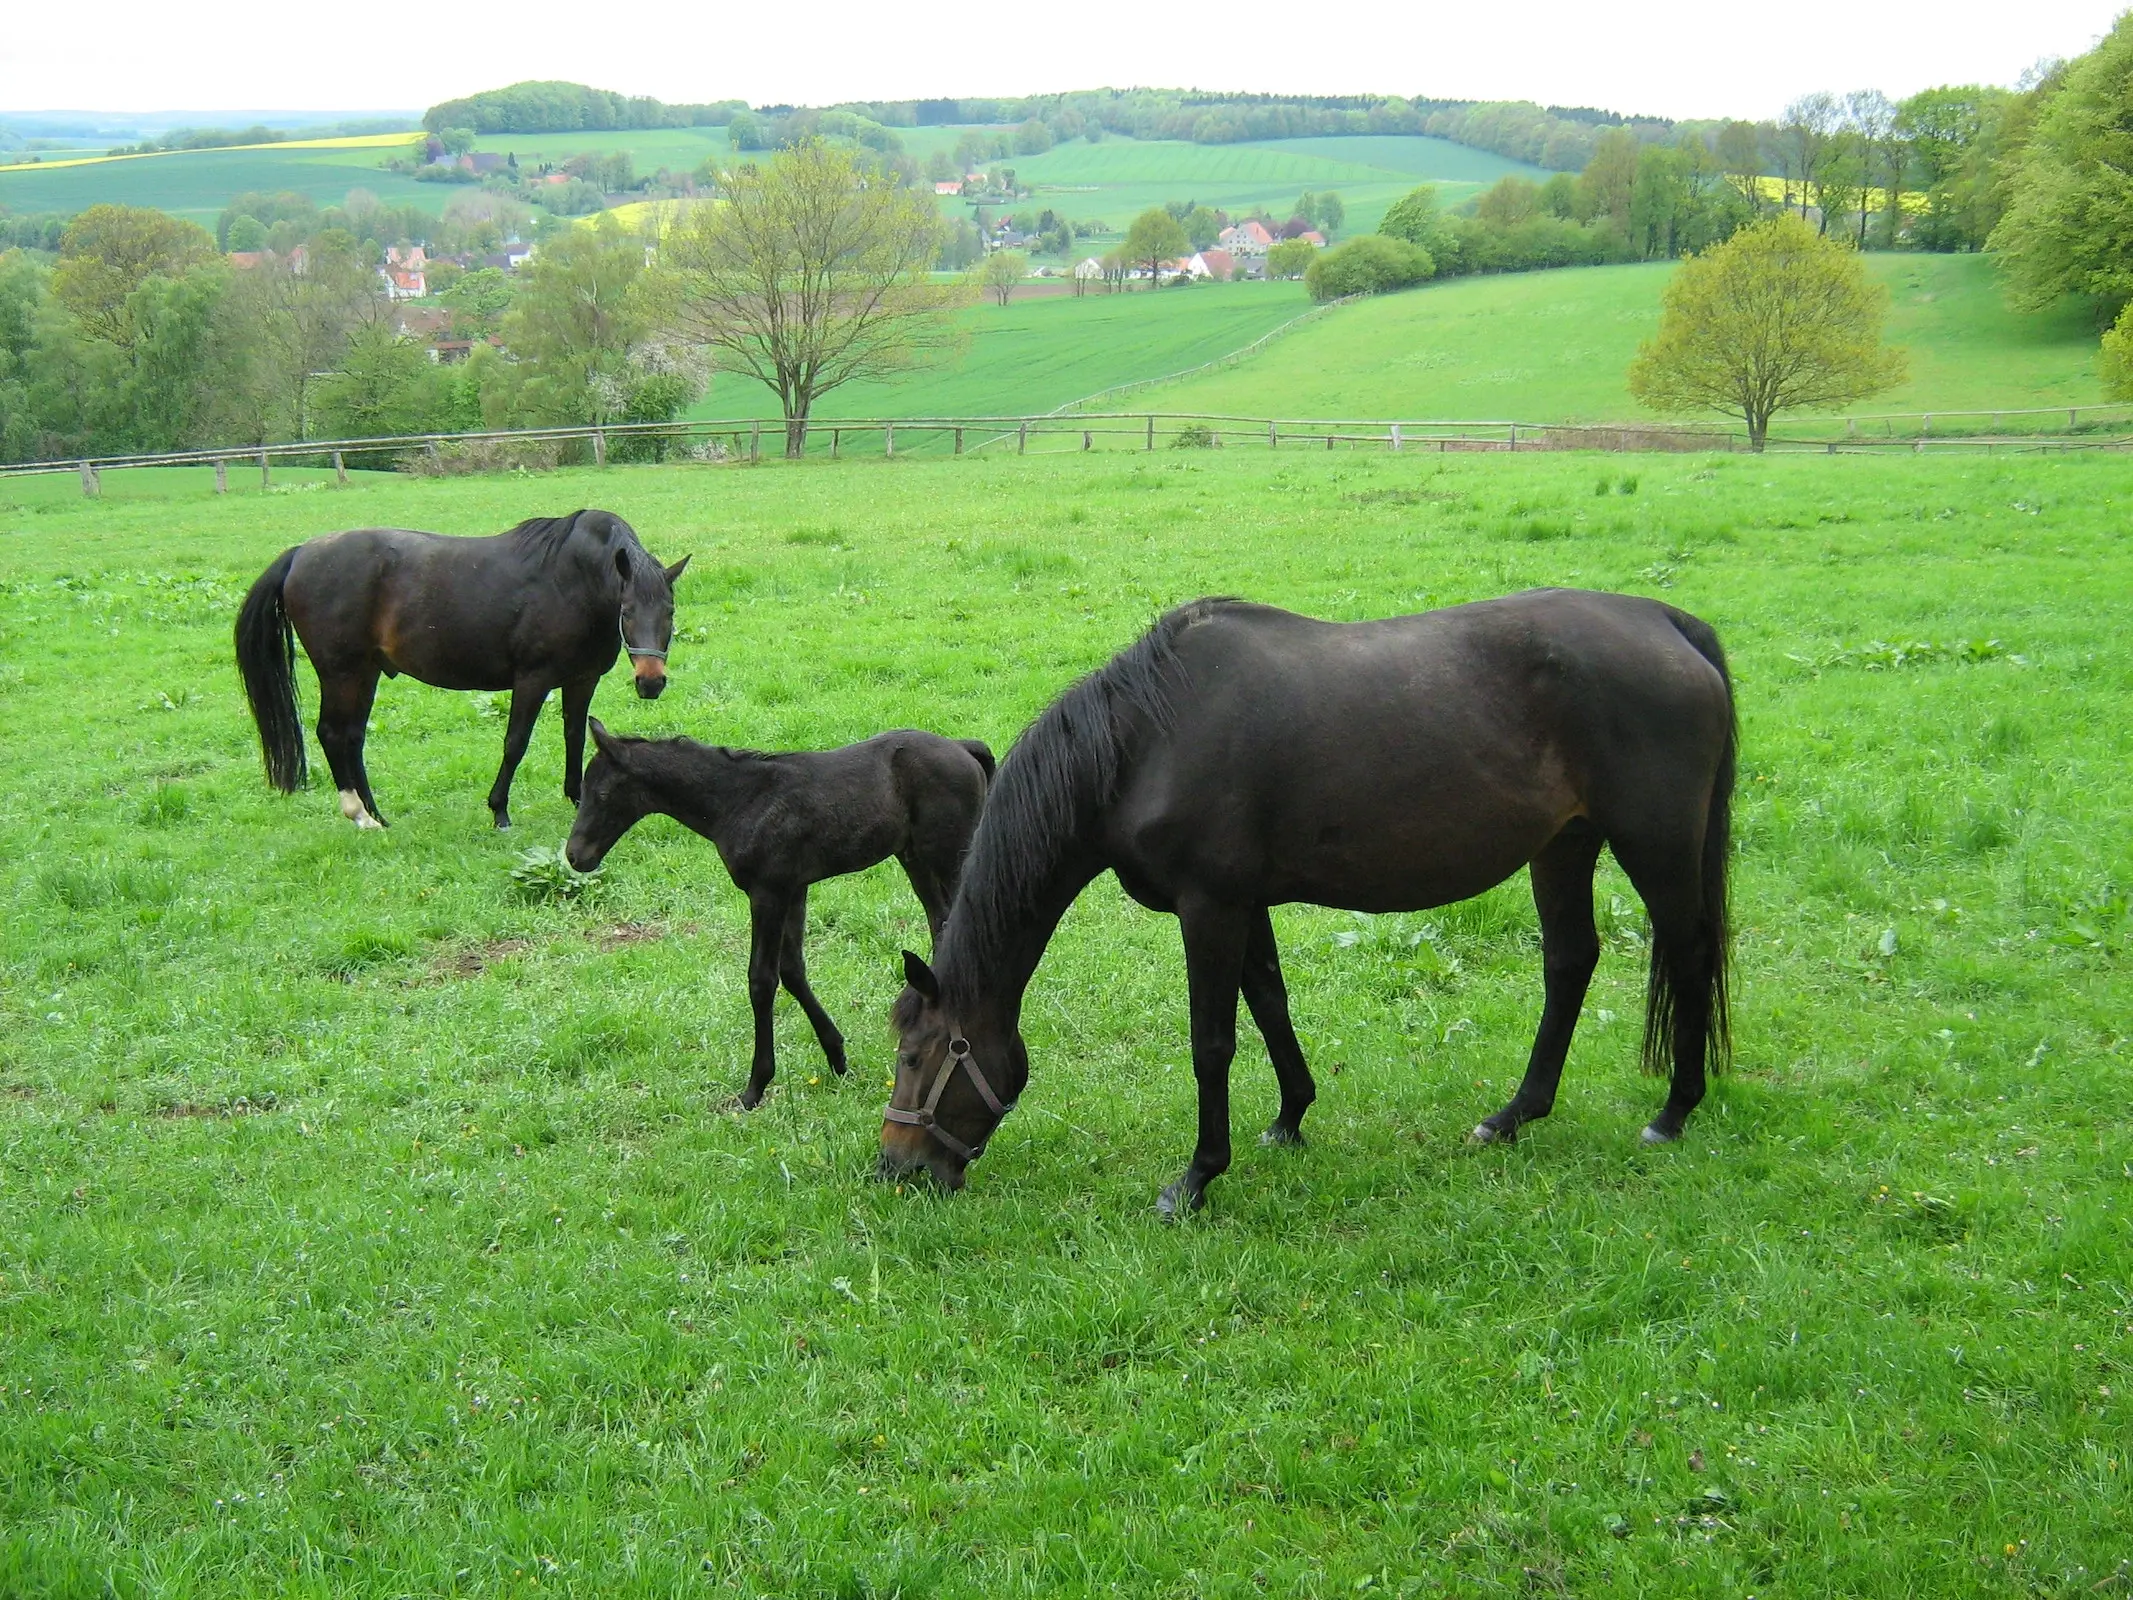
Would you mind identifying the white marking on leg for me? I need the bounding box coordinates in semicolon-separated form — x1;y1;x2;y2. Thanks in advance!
339;789;382;830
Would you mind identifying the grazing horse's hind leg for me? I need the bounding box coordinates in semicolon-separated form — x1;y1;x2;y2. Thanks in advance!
1240;908;1315;1147
1611;829;1721;1145
315;667;386;828
559;675;597;808
487;682;548;829
1159;896;1250;1219
1472;822;1604;1146
777;891;848;1077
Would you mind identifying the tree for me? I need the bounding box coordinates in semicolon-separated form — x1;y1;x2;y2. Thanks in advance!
440;126;477;157
312;321;470;447
486;217;672;429
1574;128;1639;231
50;205;215;345
1628;213;1906;450
1476;176;1543;228
1315;191;1345;236
1265;238;1316;279
1304;235;1432;301
1845;90;1901;247
208;229;385;442
1991;14;2133;312
1123;207;1188;288
2099;300;2133;397
1099;250;1129;293
1779;93;1842;229
1381;185;1445;249
1715;121;1766;208
1182;205;1222;251
979;249;1026;306
662;140;962;456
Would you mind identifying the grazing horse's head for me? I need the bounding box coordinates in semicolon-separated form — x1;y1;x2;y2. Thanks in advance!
564;719;652;872
604;520;689;700
879;950;1026;1192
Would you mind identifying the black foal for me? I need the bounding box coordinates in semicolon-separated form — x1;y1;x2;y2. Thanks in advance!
566;720;994;1107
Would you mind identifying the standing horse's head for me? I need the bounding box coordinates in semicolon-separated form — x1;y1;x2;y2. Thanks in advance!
601;516;689;699
564;719;651;872
879;951;1027;1192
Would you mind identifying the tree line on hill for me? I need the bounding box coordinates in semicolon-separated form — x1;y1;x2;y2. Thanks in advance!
422;82;746;136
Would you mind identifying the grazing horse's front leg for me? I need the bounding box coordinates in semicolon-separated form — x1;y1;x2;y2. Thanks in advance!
487;682;548;829
1159;896;1250;1219
559;676;597;808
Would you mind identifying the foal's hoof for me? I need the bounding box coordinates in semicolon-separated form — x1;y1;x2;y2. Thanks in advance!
1259;1123;1306;1149
733;1088;766;1113
1468;1121;1514;1146
1640;1122;1679;1146
828;1057;849;1078
491;813;511;830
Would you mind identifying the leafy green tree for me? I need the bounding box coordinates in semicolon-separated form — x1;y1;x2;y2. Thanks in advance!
118;268;225;450
207;228;383;442
1182;205;1222;251
661;140;959;455
440;126;477;157
1314;192;1345;235
2098;301;2133;397
225;215;268;253
1303;235;1432;301
1628;213;1906;450
51;205;215;345
1476;176;1542;228
1124;208;1189;288
1265;239;1316;280
978;249;1026;307
1991;16;2133;311
1779;93;1842;227
1715;121;1766;208
1382;185;1445;249
484;217;668;429
313;322;470;448
1574;128;1640;230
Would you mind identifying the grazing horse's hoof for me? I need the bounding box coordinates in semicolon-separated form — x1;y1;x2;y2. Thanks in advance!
1259;1123;1305;1148
1640;1123;1679;1146
493;815;511;830
731;1088;766;1112
1468;1121;1512;1146
338;790;385;830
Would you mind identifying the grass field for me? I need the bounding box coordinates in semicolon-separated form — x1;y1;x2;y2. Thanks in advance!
1139;254;2108;428
1;447;2128;1596
691;280;1316;423
0;138;440;227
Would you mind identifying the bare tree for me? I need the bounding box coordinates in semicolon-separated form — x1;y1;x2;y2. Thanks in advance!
661;141;967;457
1845;90;1901;247
1781;93;1844;233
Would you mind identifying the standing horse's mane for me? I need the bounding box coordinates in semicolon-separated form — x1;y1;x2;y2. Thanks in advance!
940;597;1242;996
503;510;638;561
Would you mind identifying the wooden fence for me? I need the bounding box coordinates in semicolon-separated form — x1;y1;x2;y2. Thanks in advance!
5;409;2130;495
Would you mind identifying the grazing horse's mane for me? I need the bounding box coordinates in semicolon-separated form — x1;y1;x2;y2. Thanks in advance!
504;510;635;563
939;597;1241;996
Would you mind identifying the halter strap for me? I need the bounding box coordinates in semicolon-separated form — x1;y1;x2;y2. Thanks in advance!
883;1031;1016;1162
620;622;669;660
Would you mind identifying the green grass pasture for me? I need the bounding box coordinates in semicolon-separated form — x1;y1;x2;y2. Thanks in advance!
0;141;436;227
1;450;2128;1596
692;280;1313;423
1140;254;2107;427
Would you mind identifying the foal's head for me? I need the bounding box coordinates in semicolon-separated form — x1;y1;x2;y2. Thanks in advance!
565;719;655;872
605;522;689;700
879;950;1027;1192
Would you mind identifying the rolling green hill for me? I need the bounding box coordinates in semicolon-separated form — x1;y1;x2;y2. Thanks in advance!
692;280;1316;423
0;137;433;226
1135;253;2104;425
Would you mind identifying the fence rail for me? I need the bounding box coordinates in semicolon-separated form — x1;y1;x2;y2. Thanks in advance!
6;410;2130;493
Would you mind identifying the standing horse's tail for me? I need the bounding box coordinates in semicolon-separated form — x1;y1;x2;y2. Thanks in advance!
958;740;998;785
1642;609;1735;1077
235;547;307;793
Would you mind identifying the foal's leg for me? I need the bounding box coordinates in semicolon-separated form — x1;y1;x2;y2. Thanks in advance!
486;682;548;829
315;667;386;828
1158;896;1250;1219
559;675;597;808
1472;823;1604;1145
777;890;847;1077
739;888;791;1109
1240;907;1316;1147
1612;830;1720;1145
896;849;957;946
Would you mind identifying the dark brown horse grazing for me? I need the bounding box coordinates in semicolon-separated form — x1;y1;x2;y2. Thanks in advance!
883;591;1736;1215
235;510;688;829
565;720;996;1108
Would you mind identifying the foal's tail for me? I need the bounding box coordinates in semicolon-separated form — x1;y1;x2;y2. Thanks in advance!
1643;609;1735;1077
958;740;998;785
234;547;307;793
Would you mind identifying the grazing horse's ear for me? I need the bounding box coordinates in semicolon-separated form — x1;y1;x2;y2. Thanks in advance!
589;717;619;758
901;950;940;1002
664;554;691;586
614;548;633;581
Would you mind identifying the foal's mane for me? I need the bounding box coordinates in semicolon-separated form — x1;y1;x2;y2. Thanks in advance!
941;597;1238;994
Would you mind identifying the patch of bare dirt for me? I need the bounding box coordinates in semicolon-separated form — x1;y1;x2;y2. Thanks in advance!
423;938;534;982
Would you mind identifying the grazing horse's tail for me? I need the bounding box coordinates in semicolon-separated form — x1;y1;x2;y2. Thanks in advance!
1643;608;1735;1078
958;740;997;784
235;547;307;793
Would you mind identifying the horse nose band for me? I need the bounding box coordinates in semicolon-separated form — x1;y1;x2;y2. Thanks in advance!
619;623;669;660
884;1032;1017;1164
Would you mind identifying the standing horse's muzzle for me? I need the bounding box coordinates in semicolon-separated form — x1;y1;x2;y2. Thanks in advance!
633;670;666;699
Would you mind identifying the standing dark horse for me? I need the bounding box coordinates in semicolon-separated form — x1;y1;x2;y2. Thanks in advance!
234;509;688;829
883;591;1736;1214
565;720;995;1108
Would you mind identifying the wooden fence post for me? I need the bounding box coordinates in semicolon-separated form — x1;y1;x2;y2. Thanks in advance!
592;429;607;467
2070;407;2080;429
1018;421;1028;455
1268;421;1277;449
1390;423;1402;452
214;459;228;495
831;429;841;459
1082;430;1092;451
1145;416;1155;450
1921;414;1932;437
885;422;895;458
80;461;98;497
750;420;761;463
259;451;270;490
954;427;964;456
1325;432;1334;452
333;450;347;485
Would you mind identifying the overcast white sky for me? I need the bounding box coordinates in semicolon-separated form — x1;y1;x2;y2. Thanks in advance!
2;0;2122;123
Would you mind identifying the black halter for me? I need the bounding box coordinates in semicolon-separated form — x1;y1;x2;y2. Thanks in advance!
883;1031;1016;1162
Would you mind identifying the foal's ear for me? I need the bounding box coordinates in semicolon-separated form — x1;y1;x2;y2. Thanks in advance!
589;717;619;758
901;950;940;1003
664;553;691;586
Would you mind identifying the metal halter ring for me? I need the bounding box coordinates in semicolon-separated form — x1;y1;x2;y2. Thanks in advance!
883;1031;1017;1163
